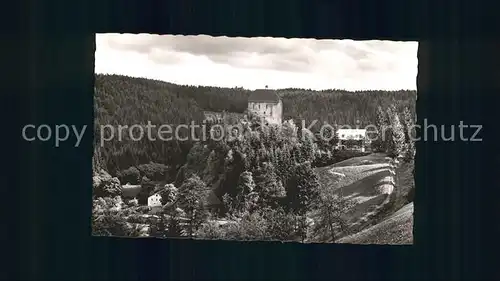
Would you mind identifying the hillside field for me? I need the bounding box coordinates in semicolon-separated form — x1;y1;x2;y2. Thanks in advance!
313;153;414;243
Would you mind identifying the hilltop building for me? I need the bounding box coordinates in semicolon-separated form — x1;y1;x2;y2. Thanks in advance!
336;128;369;152
247;87;283;125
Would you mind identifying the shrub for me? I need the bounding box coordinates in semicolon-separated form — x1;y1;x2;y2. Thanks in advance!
196;221;227;239
126;213;150;224
125;198;139;207
117;166;141;185
311;187;355;242
224;211;269;241
165;208;185;237
149;214;168;238
92;212;129;236
137;162;170;182
265;207;298;241
141;175;151;185
91;196;135;237
136;205;151;214
92;170;122;198
157;184;178;205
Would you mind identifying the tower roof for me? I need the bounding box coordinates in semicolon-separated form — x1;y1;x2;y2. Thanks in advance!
248;89;280;103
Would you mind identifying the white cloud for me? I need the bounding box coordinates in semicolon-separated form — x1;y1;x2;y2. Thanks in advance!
95;34;417;91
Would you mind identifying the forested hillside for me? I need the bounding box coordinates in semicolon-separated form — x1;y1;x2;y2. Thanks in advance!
280;89;415;129
94;74;416;175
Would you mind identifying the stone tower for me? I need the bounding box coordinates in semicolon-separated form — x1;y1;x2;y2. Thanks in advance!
247;88;282;125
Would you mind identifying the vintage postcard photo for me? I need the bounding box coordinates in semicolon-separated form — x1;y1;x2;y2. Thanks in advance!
92;34;417;244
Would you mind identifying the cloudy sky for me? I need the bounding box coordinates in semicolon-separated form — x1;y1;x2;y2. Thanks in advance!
95;33;417;91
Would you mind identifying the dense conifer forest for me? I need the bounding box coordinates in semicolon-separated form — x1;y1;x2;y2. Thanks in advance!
94;74;415;174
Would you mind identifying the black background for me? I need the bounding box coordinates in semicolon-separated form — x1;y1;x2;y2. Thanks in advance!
3;0;500;280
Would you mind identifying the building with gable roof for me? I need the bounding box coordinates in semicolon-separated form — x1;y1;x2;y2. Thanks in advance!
247;86;283;125
336;128;369;152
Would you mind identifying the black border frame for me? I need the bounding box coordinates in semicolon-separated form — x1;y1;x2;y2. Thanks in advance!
6;0;499;280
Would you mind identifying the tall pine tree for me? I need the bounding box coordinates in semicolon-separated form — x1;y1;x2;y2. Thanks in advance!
231;171;256;214
286;161;320;214
387;109;406;159
177;175;209;237
372;106;389;152
401;106;416;162
254;162;286;207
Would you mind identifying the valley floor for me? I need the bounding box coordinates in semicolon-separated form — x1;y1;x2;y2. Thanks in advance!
93;153;415;244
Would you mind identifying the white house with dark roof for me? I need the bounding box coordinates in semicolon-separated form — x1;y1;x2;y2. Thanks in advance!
247;86;283;125
336;128;368;152
148;193;162;207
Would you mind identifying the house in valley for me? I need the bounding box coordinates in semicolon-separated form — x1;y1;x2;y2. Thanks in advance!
147;193;163;213
148;193;163;208
247;86;283;125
